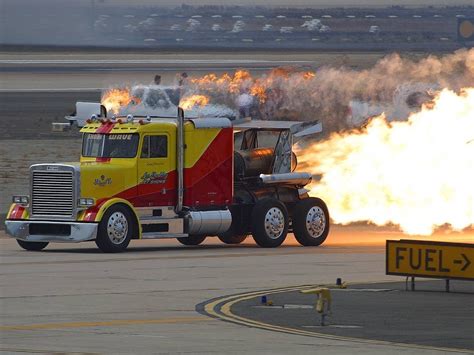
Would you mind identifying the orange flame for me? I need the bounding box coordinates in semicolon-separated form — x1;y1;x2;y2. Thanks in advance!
297;88;474;235
101;88;140;114
180;94;210;110
250;83;267;103
229;70;252;94
191;73;218;85
190;70;257;92
303;71;316;80
188;68;313;103
269;67;292;77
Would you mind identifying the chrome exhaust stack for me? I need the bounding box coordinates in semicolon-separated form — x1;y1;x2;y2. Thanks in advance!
259;172;312;187
176;107;185;213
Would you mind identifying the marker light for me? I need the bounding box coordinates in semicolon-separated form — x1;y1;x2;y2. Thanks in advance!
13;195;29;205
127;114;134;123
78;198;95;207
139;118;151;125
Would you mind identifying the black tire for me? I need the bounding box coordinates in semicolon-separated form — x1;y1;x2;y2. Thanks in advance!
217;207;248;245
218;234;247;244
293;197;330;247
17;240;48;251
251;198;289;248
177;235;207;246
96;205;133;253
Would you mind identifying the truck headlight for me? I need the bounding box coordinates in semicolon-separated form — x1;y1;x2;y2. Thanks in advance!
13;195;29;206
78;198;95;207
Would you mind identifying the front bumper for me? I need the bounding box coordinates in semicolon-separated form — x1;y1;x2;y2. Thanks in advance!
5;220;98;243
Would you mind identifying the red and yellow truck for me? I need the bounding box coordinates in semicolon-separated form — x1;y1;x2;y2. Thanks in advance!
5;106;330;252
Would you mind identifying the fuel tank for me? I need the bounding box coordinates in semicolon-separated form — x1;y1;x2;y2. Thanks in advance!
186;210;232;235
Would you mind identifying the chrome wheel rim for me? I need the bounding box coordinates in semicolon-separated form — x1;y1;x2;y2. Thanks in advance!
107;212;128;245
264;207;285;239
306;206;326;238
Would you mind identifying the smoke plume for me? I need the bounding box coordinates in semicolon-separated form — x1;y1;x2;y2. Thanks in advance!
182;48;474;132
102;49;474;134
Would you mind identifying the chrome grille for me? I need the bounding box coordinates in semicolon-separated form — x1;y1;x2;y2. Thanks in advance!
32;171;74;217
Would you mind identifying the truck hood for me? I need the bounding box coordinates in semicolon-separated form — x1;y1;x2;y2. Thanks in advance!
78;160;137;201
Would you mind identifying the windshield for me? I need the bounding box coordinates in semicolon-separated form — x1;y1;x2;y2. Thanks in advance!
82;133;139;158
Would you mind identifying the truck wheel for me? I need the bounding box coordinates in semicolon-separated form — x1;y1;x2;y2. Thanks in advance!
96;205;133;253
293;197;330;246
218;234;247;244
17;240;48;251
177;235;206;246
251;198;289;248
218;206;248;244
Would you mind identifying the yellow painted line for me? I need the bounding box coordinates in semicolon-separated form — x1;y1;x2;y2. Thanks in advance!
203;286;301;317
0;316;209;331
205;285;473;354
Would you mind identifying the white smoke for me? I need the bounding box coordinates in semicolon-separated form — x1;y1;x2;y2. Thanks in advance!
183;49;474;133
102;49;474;133
108;84;237;119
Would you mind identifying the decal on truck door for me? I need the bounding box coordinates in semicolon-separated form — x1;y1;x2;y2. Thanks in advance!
140;172;168;184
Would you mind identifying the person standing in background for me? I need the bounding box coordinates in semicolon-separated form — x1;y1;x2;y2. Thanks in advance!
154;74;162;85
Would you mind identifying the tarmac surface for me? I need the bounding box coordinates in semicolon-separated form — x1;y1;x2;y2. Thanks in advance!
199;281;474;351
1;231;473;355
0;91;98;140
0;51;393;91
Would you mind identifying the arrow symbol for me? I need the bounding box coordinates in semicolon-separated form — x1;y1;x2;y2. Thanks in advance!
453;254;471;271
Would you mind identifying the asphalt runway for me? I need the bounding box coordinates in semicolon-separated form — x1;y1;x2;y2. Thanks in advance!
0;54;312;92
1;228;473;354
200;281;474;351
0;50;392;91
0;91;99;140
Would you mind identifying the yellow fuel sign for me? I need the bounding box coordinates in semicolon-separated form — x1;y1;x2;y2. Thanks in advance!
386;240;473;280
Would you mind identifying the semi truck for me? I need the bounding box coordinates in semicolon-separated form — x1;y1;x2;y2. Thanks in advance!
5;104;330;252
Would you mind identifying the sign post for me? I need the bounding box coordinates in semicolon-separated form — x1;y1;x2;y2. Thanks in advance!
386;240;473;291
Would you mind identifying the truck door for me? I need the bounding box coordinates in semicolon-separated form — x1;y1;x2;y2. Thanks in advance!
137;133;176;207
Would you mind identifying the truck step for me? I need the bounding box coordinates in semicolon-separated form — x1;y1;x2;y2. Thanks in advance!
140;233;188;240
140;217;184;235
140;217;182;224
136;206;177;219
